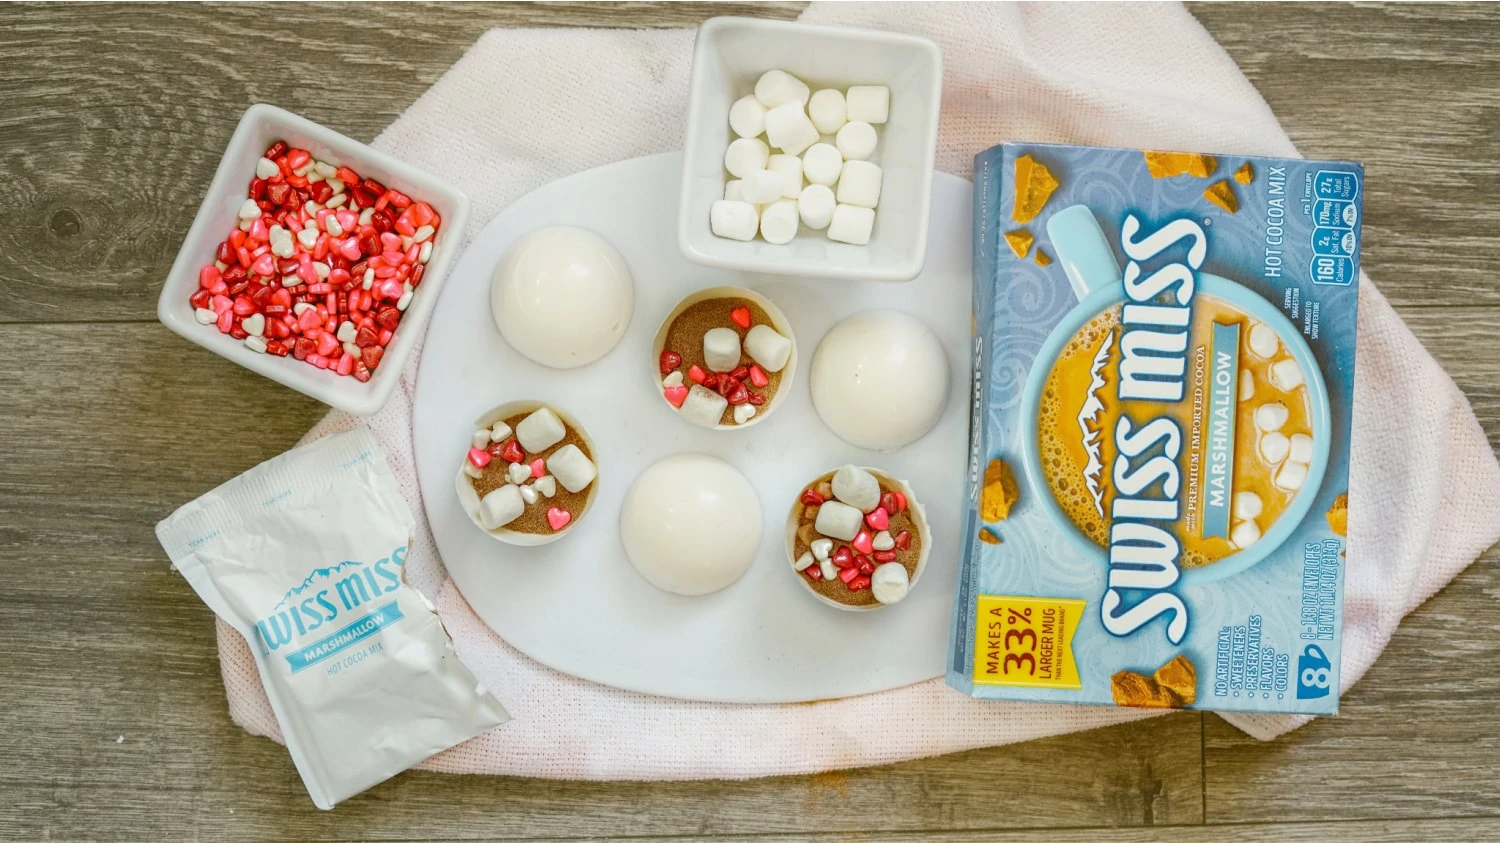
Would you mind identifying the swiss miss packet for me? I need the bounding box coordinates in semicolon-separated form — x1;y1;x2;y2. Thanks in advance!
951;144;1360;715
156;428;508;809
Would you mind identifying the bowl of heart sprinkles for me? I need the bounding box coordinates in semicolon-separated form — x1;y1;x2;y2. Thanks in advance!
653;285;796;430
158;104;470;416
786;464;930;611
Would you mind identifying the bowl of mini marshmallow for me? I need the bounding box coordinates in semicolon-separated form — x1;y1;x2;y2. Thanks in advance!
677;17;943;283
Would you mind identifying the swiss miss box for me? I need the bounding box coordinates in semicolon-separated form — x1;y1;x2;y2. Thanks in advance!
950;143;1362;715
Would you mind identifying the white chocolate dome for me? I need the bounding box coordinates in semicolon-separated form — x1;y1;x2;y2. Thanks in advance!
491;226;634;369
809;310;950;451
620;454;762;596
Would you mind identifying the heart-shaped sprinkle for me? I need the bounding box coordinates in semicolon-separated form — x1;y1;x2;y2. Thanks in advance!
865;507;889;531
749;365;769;387
747;392;766;406
894;492;907;512
467;447;492;469
880;491;903;515
838;565;859;583
873;549;898;563
660;350;682;374
805;564;824;581
800;488;825;507
832;546;854;568
529;458;546;478
852;529;874;555
687;364;707;384
894;530;912;550
546;507;572;531
855;554;875;575
729;365;749;381
663;385;689;408
500;439;525;463
730;306;751;329
726;382;750;405
847;575;871;591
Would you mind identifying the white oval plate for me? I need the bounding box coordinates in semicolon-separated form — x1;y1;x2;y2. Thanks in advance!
413;152;972;703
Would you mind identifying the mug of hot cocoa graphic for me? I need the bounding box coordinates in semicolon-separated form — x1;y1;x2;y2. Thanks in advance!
1018;205;1332;584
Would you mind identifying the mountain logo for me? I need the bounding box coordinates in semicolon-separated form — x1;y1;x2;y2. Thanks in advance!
273;560;365;610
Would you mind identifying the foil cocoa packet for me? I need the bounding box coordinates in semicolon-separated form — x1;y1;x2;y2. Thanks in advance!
157;429;509;808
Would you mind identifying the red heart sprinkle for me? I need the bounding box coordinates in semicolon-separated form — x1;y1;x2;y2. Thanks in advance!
660;350;682;374
529;458;546;478
894;530;912;550
663;385;689;408
865;507;889;531
747;392;766;406
726;382;749;405
805;565;824;581
855;554;875;575
546;507;572;531
500;439;525;463
838;566;859;583
730;307;751;329
848;576;871;591
852;530;874;555
895;492;907;512
467;447;491;469
703;373;721;390
873;550;898;563
687;364;706;384
800;488;824;507
749;365;769;387
832;546;854;568
729;365;749;381
362;345;384;370
880;492;903;515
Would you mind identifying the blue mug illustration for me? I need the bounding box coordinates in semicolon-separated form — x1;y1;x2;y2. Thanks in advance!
1295;644;1333;699
1017;205;1332;585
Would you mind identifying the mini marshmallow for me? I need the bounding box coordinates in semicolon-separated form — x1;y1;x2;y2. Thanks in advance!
871;562;910;605
1234;490;1263;521
872;530;894;551
534;475;557;498
1275;458;1308;492
546;444;597;493
808;88;847;134
1248;323;1280;358
478;485;525;530
819;559;838;582
827;204;876;245
1260;431;1290;464
810;538;833;561
763;101;819;156
801;143;843;186
516;408;567;453
724;137;770;179
1240;369;1254;402
759;199;799;245
703;327;742;372
732;403;757;425
662;370;684;388
794;551;816;572
471;429;492;449
766;154;803;199
835;121;878;161
798;184;836;230
832;465;881;512
506;461;533;486
680;384;729;428
1288;433;1314;464
1255;402;1290;433
728;94;767;138
1230;518;1262;549
744;324;792;372
1270;358;1305;391
710;200;759;242
462;462;483;480
837;160;883;208
490;421;512;443
520;484;539;505
845;85;890;124
740;169;785;204
815;500;864;541
754;69;810;108
724;179;746;201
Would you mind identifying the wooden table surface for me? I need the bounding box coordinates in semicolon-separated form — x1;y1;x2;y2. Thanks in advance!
2;2;1497;840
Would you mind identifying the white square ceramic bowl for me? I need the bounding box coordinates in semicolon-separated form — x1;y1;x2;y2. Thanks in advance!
157;103;470;416
677;17;942;283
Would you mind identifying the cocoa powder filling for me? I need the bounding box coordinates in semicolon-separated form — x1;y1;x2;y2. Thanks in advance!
661;296;784;425
792;472;924;607
470;410;594;535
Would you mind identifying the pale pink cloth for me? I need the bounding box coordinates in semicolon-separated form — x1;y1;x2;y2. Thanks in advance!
212;2;1500;777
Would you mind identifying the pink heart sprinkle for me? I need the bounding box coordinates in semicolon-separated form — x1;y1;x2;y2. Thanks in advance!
663;385;689;408
529;458;546;479
546;507;572;531
865;507;889;531
467;447;491;469
851;529;874;555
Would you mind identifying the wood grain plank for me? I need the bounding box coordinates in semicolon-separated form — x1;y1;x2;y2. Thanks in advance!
0;322;1202;840
1189;2;1500;309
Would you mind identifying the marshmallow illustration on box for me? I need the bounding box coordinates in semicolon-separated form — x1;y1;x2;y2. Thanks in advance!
710;69;889;247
